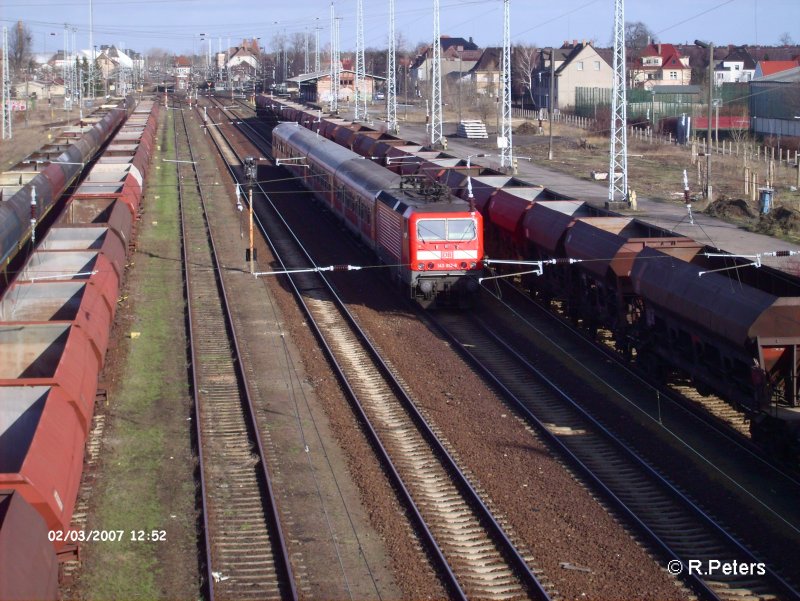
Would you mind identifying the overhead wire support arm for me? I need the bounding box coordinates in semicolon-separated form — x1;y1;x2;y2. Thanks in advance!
698;250;800;276
480;257;583;282
253;265;364;277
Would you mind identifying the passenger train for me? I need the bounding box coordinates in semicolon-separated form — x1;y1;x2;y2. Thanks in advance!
272;122;483;305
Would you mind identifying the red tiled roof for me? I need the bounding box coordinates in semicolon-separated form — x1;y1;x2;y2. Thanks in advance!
637;43;689;69
759;60;800;75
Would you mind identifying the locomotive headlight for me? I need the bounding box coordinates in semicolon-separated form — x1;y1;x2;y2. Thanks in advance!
460;262;467;269
470;262;477;268
427;262;435;270
418;263;425;270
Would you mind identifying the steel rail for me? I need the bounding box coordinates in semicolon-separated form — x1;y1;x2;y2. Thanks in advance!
497;279;800;486
200;101;551;601
431;309;800;601
173;99;297;601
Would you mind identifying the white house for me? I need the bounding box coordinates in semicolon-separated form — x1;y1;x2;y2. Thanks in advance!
714;46;756;84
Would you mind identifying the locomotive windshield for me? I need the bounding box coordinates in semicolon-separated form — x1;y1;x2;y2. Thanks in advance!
417;218;476;242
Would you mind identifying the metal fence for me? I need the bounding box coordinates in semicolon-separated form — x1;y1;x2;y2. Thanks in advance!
575;83;752;124
750;81;800;120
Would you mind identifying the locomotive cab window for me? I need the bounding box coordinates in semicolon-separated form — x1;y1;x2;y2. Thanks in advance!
417;219;447;241
416;218;476;242
447;218;477;241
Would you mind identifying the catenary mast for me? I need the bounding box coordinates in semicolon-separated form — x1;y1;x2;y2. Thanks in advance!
500;0;513;170
430;0;443;147
609;0;629;203
387;0;398;133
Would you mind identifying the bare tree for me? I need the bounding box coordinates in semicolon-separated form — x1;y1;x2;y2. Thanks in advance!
10;20;33;76
146;48;170;72
513;44;538;108
728;109;751;161
624;21;657;49
289;32;305;76
778;32;795;46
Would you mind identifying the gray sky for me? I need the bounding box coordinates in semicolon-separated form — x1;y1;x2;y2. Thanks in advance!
2;0;798;56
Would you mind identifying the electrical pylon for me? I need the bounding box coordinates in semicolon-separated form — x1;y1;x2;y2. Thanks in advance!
430;0;443;147
62;25;70;110
500;0;513;170
355;0;365;120
330;3;338;112
304;29;309;74
387;0;398;133
2;27;11;140
314;25;321;72
609;0;629;203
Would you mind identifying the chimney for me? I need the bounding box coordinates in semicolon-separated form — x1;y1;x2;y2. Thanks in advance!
469;36;473;44
657;43;662;55
573;39;578;46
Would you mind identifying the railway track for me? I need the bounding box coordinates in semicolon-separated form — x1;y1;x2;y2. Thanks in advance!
172;100;296;601
492;279;800;514
204;102;552;601
431;301;800;601
210;93;796;597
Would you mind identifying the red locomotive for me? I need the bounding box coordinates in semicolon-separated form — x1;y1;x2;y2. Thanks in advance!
272;122;483;305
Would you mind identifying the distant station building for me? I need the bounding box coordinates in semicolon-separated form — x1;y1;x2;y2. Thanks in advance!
174;56;192;90
287;70;386;105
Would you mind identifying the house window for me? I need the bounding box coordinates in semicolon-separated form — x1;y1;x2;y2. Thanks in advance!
669;71;678;80
734;64;740;70
593;61;600;70
576;61;583;71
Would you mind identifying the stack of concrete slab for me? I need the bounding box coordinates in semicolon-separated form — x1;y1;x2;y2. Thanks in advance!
457;120;488;139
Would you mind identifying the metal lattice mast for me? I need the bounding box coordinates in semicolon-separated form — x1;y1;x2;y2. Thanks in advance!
387;0;398;132
89;0;94;99
608;0;629;202
314;24;321;72
500;0;513;169
71;28;78;108
304;29;309;74
2;27;11;140
430;0;443;147
330;3;336;107
335;19;341;102
330;3;340;112
62;25;70;110
355;0;365;120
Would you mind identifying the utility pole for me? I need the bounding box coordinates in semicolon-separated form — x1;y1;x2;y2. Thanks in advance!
695;39;714;200
430;0;443;148
543;48;555;161
387;0;398;132
608;0;629;204
458;52;462;123
2;26;11;140
500;0;513;171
